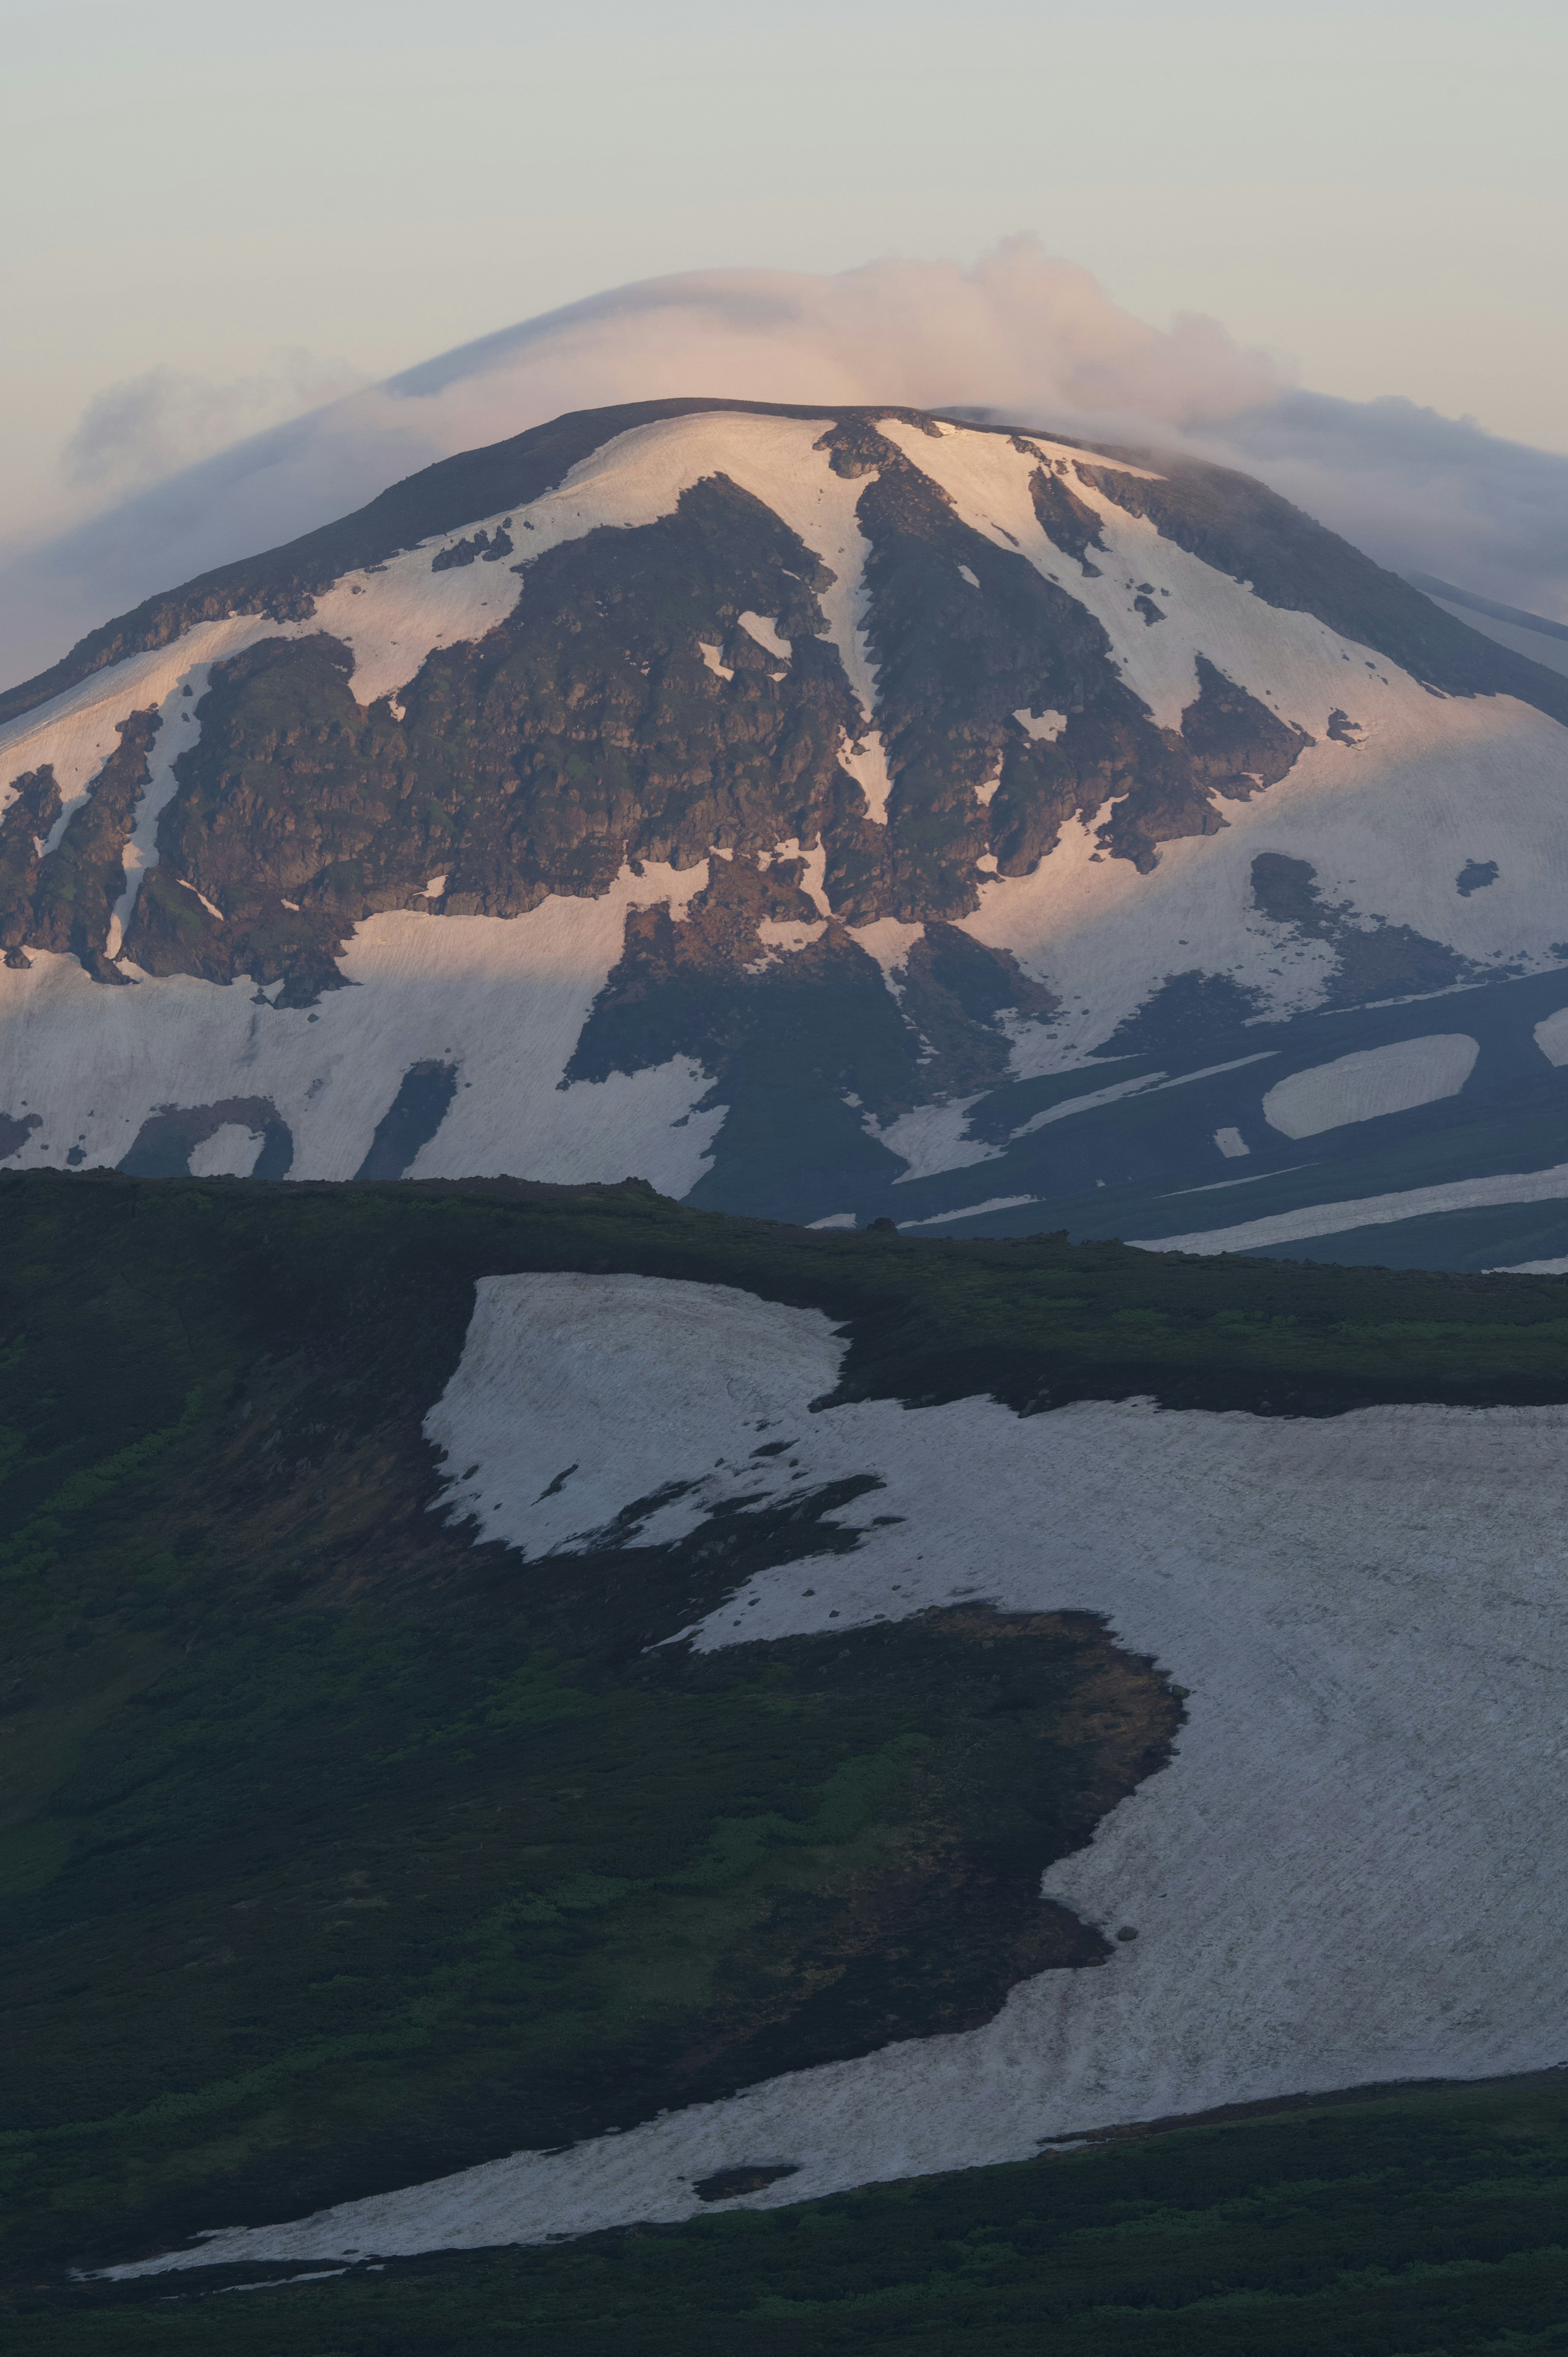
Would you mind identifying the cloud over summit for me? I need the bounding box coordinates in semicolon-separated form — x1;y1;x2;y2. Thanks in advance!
2;236;1564;693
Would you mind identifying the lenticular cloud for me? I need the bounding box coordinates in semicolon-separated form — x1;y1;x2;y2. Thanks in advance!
3;233;1565;693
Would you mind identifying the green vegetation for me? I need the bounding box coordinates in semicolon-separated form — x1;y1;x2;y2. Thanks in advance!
11;2074;1568;2352
4;1167;1568;2313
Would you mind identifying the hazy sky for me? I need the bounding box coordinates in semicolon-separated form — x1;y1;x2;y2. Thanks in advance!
3;0;1564;624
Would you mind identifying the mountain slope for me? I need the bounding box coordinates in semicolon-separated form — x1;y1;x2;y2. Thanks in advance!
3;1174;1568;2289
2;401;1568;1259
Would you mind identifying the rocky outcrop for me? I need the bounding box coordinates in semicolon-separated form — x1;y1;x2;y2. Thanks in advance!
0;710;160;981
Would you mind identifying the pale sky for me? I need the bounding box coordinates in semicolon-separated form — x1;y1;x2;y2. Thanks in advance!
4;0;1565;553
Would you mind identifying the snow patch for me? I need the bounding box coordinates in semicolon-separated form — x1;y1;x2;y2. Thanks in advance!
752;918;828;963
1135;1158;1568;1255
872;1096;1002;1186
898;1194;1042;1229
1533;1006;1568;1066
186;1123;264;1179
1262;1034;1479;1139
178;878;225;923
1213;1127;1250;1158
737;611;791;661
845;916;924;992
1012;1070;1166;1137
0;621;277;835
1013;707;1067;743
839;732;894;825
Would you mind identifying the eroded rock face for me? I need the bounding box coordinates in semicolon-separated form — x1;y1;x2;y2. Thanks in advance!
0;710;160;982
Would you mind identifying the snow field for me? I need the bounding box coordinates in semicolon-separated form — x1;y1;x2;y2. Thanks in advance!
425;1274;844;1558
0;867;721;1190
111;1273;1568;2274
1261;1033;1480;1139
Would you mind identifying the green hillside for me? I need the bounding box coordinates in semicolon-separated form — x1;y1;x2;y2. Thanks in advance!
3;1168;1568;2335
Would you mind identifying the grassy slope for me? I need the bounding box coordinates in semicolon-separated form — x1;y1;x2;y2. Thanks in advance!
13;2074;1568;2355
4;1170;1568;2317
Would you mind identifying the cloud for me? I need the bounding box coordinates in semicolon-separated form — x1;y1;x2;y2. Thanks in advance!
2;236;1564;693
60;349;363;495
1204;391;1568;626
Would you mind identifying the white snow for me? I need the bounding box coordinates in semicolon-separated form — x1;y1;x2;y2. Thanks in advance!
0;865;722;1189
751;917;827;963
737;611;791;662
110;1273;1568;2275
838;731;894;825
186;1122;265;1179
1012;707;1067;743
843;916;924;995
1533;1006;1568;1066
1012;1069;1167;1137
1011;1054;1276;1143
898;1194;1043;1229
0;620;278;833
424;1274;843;1559
957;565;980;589
871;1097;1001;1186
1213;1127;1250;1158
178;879;225;923
807;1212;857;1229
697;642;734;680
1134;1159;1568;1256
1492;1255;1568;1275
1261;1034;1480;1139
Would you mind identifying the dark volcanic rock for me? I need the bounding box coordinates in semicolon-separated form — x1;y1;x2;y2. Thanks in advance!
0;711;160;981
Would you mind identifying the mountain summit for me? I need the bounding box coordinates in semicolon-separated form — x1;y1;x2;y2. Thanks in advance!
3;397;1568;1264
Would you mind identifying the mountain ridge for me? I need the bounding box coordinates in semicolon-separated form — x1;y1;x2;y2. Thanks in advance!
7;398;1566;732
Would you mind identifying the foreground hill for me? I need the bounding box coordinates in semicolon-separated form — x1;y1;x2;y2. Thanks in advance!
2;402;1568;1264
3;1168;1568;2342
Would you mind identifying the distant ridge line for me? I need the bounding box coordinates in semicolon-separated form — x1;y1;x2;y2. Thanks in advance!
1405;571;1568;645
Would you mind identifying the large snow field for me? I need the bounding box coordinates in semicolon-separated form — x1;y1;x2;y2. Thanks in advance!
0;872;722;1191
113;1273;1568;2275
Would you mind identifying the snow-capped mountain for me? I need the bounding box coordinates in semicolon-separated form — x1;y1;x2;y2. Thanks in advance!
4;397;1568;1267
